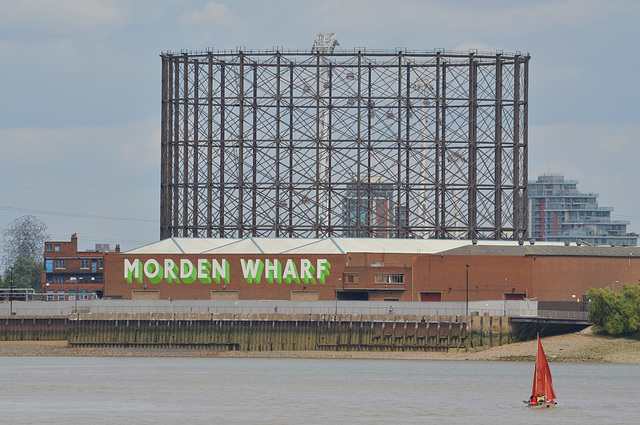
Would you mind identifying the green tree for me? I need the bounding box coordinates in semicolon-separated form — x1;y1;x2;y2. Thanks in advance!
5;254;43;292
619;284;640;332
587;284;640;335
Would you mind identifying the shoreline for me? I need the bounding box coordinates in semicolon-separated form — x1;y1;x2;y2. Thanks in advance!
2;327;639;363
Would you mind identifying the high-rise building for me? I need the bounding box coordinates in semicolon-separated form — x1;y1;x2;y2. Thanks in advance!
342;177;409;238
528;174;637;246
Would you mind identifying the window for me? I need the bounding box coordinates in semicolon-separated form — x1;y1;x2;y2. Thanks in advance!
46;244;52;251
54;244;61;252
55;260;65;269
344;273;358;284
99;260;104;269
375;273;404;284
81;259;90;269
55;276;64;283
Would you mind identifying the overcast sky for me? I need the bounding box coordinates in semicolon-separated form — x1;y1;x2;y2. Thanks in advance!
1;0;639;256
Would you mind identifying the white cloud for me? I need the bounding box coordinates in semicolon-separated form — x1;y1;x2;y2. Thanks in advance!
0;118;158;172
530;122;640;166
309;0;638;47
0;0;131;38
178;1;242;29
0;39;82;72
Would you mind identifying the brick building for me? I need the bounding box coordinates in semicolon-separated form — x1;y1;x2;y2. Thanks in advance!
103;237;640;302
42;233;119;300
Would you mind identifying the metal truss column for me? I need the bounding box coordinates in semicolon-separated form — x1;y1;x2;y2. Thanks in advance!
522;55;530;240
468;54;478;240
513;55;521;241
160;55;171;240
494;53;503;239
207;52;214;237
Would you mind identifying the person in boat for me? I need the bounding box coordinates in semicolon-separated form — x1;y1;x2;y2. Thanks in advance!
528;395;537;404
537;396;545;404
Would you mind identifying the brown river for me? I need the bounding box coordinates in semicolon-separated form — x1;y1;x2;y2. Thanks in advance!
0;357;637;424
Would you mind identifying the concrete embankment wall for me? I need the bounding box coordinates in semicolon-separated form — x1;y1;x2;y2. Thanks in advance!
1;314;515;352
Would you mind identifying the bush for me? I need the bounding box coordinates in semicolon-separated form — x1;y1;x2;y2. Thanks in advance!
587;284;640;335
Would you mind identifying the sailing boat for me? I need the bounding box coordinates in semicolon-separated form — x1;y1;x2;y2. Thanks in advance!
524;334;557;408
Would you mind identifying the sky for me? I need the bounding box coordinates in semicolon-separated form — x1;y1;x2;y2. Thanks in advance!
1;0;640;258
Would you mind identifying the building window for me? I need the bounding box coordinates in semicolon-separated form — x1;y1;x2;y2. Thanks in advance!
99;259;104;269
375;273;404;284
46;244;52;252
55;260;65;269
55;276;64;283
344;273;358;284
81;259;90;269
54;244;61;252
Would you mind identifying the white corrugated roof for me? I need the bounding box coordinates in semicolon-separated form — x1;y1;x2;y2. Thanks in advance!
126;237;570;255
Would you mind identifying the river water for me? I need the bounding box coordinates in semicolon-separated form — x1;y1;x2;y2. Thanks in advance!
0;357;637;424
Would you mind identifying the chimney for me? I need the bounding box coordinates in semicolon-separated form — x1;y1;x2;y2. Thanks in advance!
115;244;121;253
71;233;78;252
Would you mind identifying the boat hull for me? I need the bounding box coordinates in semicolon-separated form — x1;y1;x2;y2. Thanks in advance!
527;402;556;409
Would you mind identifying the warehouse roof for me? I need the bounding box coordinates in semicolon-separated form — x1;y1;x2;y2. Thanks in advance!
125;237;640;257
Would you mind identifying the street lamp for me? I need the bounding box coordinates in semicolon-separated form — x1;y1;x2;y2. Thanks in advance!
613;280;618;292
335;278;338;315
465;264;469;316
9;266;13;316
504;277;507;316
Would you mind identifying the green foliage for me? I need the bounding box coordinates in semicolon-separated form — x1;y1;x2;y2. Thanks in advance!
4;254;43;292
587;284;640;335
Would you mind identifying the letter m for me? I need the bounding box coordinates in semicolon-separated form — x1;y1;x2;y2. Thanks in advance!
124;259;142;283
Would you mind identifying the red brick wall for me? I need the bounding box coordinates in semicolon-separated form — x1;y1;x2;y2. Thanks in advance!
103;251;640;302
105;253;346;300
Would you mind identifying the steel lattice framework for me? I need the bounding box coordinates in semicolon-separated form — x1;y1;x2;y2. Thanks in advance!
160;48;529;240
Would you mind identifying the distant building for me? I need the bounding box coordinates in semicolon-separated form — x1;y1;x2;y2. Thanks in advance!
528;174;637;246
343;177;407;238
41;233;119;300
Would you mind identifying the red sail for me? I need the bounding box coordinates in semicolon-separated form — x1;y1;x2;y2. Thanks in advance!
531;335;557;399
